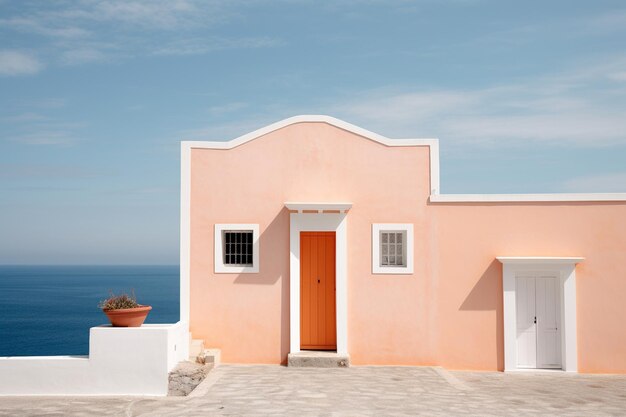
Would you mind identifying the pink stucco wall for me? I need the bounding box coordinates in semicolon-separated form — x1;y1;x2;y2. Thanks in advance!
189;121;626;371
434;203;626;373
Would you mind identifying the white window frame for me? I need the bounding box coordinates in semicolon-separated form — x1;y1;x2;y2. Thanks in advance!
372;223;414;274
214;224;260;273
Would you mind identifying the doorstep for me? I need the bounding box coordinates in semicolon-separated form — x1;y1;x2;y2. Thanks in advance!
288;351;350;368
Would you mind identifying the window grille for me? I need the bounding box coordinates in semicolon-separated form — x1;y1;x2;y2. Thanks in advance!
223;231;253;266
380;231;406;267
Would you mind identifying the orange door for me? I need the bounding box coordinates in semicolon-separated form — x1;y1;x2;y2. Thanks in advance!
300;231;337;350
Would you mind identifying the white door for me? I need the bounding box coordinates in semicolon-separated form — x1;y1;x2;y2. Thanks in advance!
516;275;562;369
516;277;537;368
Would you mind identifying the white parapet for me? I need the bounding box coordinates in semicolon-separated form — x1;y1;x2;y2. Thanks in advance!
0;321;189;396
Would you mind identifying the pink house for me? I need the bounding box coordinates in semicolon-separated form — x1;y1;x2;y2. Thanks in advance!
179;115;626;373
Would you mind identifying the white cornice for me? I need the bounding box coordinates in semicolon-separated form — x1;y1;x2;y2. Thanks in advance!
285;202;353;213
497;257;584;265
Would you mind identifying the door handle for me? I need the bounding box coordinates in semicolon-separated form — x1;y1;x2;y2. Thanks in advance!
534;316;537;324
317;279;320;284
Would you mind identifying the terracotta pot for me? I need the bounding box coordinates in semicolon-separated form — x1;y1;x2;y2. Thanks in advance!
103;305;152;327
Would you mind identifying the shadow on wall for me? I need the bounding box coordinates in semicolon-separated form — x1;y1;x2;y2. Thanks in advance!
233;207;290;364
459;259;504;371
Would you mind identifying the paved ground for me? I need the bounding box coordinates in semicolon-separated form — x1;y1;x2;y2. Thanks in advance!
1;365;626;416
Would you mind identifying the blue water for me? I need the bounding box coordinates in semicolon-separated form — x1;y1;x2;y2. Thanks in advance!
0;265;179;356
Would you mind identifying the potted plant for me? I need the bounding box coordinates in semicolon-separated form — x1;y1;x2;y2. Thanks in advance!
99;291;152;327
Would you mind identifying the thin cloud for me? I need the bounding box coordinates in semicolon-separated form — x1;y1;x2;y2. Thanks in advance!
8;131;78;146
179;117;279;142
0;16;90;39
27;98;67;109
61;48;107;66
562;172;626;193
0;1;283;69
1;113;49;122
50;0;223;30
0;164;97;180
331;56;626;147
587;9;626;33
0;50;43;76
207;102;249;116
608;71;626;82
4;117;86;146
152;37;283;56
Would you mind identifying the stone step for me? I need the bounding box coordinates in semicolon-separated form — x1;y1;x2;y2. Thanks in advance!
189;339;205;359
196;348;221;366
288;351;350;368
168;361;213;396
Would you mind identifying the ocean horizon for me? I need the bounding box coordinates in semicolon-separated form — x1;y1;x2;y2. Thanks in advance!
0;265;180;356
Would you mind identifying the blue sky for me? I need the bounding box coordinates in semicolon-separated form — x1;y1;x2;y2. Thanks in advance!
1;0;625;264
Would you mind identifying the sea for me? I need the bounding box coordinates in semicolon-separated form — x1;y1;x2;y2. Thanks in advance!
0;265;179;356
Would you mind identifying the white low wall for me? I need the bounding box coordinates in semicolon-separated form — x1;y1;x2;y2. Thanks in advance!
0;322;189;396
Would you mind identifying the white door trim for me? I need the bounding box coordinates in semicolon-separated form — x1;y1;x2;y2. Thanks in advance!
289;213;348;355
498;257;583;373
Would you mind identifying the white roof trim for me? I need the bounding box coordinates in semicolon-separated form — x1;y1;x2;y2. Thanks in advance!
497;256;584;265
285;202;352;213
182;115;437;150
430;193;626;202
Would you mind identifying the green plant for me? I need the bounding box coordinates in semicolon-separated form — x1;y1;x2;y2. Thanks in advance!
98;291;140;310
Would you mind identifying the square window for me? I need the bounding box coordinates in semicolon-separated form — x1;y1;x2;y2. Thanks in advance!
215;224;260;273
373;224;414;274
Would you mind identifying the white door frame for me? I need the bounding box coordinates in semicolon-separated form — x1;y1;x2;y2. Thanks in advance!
289;213;348;355
515;273;562;369
497;257;584;372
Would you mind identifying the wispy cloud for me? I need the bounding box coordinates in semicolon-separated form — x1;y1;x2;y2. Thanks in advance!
562;172;626;193
0;0;283;70
330;56;626;148
0;50;43;76
8;130;79;146
27;98;67;109
587;9;626;33
3;116;85;146
608;71;626;82
0;16;90;39
60;47;107;66
0;164;97;180
179;117;277;141
153;37;283;56
51;0;224;30
1;112;48;123
207;102;249;116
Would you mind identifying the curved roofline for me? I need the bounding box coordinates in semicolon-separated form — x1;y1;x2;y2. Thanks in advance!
181;115;438;150
181;115;441;196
